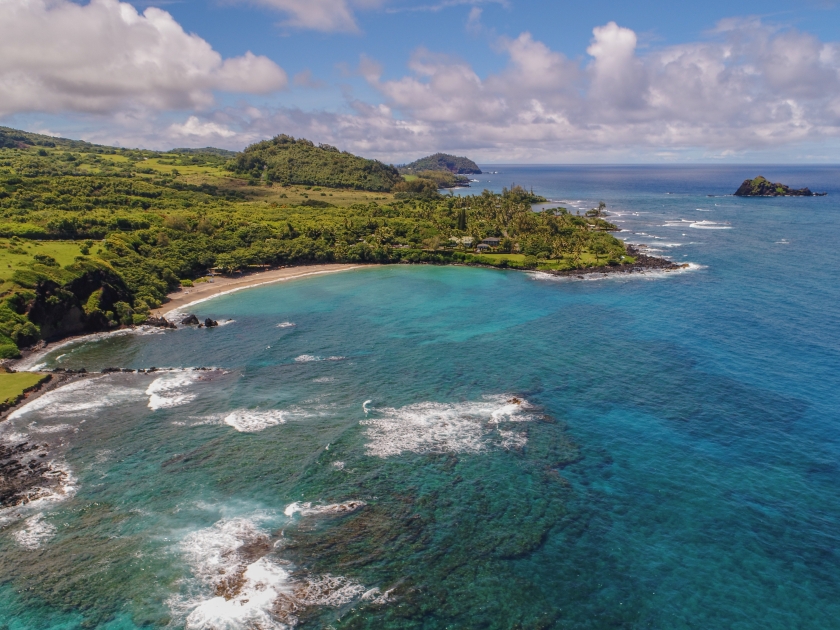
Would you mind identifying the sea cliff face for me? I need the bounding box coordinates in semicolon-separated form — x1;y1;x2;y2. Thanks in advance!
734;176;823;197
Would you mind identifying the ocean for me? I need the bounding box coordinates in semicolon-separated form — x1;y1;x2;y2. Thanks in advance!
1;165;839;629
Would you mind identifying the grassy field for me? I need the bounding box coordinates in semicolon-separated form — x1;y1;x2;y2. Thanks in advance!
0;240;89;279
470;251;633;270
0;372;49;405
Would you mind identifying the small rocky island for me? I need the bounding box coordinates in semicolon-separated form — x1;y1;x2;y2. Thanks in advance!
735;176;826;197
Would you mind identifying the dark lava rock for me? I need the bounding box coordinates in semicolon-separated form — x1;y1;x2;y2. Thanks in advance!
102;367;121;373
0;441;67;508
180;314;200;326
204;318;218;328
734;176;825;197
146;316;176;329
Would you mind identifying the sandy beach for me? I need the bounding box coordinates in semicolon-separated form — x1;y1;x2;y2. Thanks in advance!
150;264;371;318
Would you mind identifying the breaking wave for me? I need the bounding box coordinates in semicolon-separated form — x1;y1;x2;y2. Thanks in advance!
172;514;380;629
224;410;287;433
9;377;144;420
360;395;534;458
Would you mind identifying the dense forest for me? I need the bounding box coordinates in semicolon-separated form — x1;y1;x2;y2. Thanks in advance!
0;128;628;357
400;153;482;174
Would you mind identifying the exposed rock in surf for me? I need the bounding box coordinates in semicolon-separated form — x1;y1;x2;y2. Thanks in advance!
544;245;684;278
180;314;200;326
146;316;175;329
204;318;218;328
0;441;68;508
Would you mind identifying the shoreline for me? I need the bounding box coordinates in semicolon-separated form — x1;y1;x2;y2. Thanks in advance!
150;264;372;318
540;245;687;278
9;252;685;372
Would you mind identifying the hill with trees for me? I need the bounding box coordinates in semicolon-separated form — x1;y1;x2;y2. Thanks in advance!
400;153;482;175
0;127;631;357
231;135;402;191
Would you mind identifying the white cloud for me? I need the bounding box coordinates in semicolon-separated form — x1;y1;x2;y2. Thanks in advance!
15;17;840;162
168;116;237;139
0;0;287;116
244;0;390;32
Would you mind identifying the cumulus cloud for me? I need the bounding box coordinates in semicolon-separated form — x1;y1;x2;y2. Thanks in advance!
340;18;840;158
17;17;840;161
0;0;287;116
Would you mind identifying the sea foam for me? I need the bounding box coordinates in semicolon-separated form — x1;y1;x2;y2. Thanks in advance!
360;395;534;458
9;377;144;420
146;371;200;410
175;514;376;629
224;410;286;433
13;512;57;549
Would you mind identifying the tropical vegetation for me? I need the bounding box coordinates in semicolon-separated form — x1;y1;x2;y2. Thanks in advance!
0;127;630;357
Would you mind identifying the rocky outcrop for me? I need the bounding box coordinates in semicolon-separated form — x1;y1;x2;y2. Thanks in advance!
146;316;176;329
734;176;826;197
543;245;686;278
204;318;218;328
19;264;134;341
180;314;200;326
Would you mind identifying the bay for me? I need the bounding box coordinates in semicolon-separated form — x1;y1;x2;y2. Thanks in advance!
1;165;839;629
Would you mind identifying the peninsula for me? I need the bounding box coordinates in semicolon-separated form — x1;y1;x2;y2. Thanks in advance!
734;176;826;197
0;127;675;360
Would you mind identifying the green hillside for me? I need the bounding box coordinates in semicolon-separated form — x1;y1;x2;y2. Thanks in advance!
400;153;482;175
0;126;628;358
231;135;402;191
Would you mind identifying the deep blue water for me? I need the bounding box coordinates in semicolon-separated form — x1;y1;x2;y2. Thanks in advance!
1;166;839;629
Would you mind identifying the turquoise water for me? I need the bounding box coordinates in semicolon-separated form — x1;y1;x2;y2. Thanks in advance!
2;166;839;629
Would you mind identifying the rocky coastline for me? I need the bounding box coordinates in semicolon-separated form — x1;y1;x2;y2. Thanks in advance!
541;245;687;278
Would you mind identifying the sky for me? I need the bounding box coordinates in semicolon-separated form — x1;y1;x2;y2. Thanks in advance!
2;0;840;162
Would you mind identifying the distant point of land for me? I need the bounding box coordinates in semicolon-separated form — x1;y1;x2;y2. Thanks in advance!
734;176;826;197
399;153;482;175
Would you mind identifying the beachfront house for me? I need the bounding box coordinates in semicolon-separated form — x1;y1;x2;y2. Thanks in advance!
481;237;501;247
476;243;491;252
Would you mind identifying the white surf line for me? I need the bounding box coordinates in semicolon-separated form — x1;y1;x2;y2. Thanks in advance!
162;265;370;319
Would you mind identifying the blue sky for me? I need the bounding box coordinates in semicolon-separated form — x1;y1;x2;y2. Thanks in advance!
2;0;840;162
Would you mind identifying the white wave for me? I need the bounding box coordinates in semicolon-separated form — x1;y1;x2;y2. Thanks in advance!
146;371;199;410
284;501;365;517
13;327;167;372
178;517;291;630
13;513;56;549
9;377;144;420
276;322;296;328
224;410;286;433
690;220;732;230
313;377;334;383
26;422;76;434
294;355;345;363
175;515;374;630
215;319;236;327
530;262;703;284
360;395;534;458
